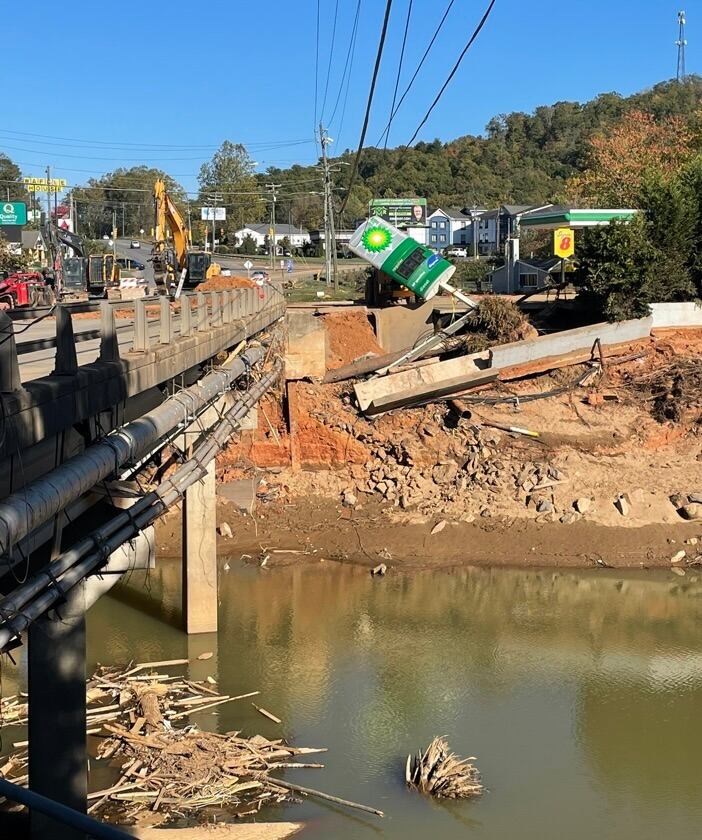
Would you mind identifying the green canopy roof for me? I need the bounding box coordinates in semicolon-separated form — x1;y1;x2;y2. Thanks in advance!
519;205;638;229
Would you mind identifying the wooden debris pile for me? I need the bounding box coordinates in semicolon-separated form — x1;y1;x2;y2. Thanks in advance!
1;658;384;821
406;737;483;799
84;661;325;819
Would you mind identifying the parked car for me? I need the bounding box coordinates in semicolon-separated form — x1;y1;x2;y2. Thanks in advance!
116;257;145;272
251;271;270;284
447;247;468;258
130;240;140;249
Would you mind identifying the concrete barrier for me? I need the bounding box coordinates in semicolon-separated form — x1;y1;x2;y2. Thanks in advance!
489;317;653;369
650;301;702;329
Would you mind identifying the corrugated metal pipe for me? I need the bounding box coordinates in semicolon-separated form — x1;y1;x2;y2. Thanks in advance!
0;346;265;558
0;363;281;651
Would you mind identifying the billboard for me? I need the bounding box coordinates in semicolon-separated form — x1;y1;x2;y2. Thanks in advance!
369;198;426;228
201;207;226;221
349;216;454;300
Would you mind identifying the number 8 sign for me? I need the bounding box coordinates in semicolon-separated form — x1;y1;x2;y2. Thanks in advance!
553;227;575;259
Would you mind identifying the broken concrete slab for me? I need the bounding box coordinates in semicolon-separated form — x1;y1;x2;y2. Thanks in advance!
354;350;492;414
218;478;258;513
285;311;326;380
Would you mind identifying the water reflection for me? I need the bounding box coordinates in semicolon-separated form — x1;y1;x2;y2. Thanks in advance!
5;562;702;839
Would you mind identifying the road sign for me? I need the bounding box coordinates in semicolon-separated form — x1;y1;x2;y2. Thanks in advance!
553;227;575;259
201;207;226;221
243;260;253;270
0;202;27;225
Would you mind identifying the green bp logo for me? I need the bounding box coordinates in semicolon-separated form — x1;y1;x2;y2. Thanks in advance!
362;225;392;253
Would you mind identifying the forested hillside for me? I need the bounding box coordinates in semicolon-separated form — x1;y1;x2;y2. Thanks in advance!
264;77;702;228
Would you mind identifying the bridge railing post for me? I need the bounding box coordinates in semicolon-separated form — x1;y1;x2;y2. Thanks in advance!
99;301;120;362
197;293;208;332
222;290;232;324
159;297;173;345
211;292;221;328
133;299;149;352
0;311;24;393
51;305;78;375
180;294;193;337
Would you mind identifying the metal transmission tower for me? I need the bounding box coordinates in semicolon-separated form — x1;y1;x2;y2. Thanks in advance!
677;10;687;82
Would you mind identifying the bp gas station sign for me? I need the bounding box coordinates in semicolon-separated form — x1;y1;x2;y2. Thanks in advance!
349;216;455;300
0;201;27;226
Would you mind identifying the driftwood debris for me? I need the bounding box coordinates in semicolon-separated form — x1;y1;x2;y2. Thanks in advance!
406;737;483;799
0;661;383;823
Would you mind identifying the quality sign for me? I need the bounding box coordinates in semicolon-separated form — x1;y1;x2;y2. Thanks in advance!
0;202;27;226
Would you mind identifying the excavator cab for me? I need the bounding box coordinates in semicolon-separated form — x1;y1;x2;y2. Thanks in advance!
185;252;212;286
62;257;88;297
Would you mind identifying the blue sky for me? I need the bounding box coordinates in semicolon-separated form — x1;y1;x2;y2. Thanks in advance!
1;0;695;194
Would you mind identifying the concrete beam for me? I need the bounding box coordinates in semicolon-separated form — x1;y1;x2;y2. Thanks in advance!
488;317;653;368
0;310;23;393
28;583;87;840
182;460;217;634
649;302;702;329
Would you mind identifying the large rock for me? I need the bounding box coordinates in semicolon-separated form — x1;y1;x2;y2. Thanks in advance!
432;461;458;486
680;503;702;521
574;498;591;515
614;494;630;517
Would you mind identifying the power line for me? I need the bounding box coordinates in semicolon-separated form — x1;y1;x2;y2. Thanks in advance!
0;128;313;151
327;0;362;130
406;0;497;146
320;0;341;121
338;0;394;216
335;4;363;146
375;0;455;147
314;0;321;136
383;0;414;151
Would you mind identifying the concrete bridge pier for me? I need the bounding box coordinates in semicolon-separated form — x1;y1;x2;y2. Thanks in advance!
28;583;87;840
182;459;218;634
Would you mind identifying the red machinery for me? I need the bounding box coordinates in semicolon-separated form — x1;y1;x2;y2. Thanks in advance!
0;272;55;311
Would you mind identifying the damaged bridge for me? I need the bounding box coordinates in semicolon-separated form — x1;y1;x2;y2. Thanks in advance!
0;285;285;839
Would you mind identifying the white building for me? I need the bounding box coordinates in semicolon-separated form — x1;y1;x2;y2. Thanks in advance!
233;223;310;251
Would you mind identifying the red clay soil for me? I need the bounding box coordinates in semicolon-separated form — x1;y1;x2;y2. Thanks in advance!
321;310;384;371
198;275;255;291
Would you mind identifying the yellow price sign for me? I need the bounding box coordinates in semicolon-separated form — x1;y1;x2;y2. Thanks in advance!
553;227;575;259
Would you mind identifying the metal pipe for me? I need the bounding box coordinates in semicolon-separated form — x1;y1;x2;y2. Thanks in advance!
0;346;264;556
0;366;280;649
0;777;133;840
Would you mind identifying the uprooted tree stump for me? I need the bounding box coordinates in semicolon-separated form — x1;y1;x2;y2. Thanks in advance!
406;737;483;799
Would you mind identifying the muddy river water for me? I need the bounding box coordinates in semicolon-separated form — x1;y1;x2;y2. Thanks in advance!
8;560;702;838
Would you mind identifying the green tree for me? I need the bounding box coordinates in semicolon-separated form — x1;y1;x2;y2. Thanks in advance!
66;167;186;239
238;233;257;255
198;142;263;225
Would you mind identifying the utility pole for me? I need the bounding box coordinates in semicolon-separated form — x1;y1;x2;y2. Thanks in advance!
122;201;126;238
677;10;687;82
45;165;52;223
265;183;281;271
319;123;336;288
211;194;217;255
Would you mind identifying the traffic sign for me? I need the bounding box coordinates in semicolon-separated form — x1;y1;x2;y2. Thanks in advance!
553;227;575;259
243;260;253;270
0;202;27;225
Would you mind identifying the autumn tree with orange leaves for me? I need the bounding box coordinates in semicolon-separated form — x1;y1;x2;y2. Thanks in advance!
567;110;697;207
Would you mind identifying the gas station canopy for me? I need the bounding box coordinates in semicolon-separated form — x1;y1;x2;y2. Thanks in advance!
519;205;638;230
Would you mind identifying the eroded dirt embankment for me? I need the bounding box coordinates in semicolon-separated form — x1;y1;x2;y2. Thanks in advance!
159;316;702;572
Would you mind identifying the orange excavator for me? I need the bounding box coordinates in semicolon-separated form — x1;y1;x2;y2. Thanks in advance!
152;179;220;295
